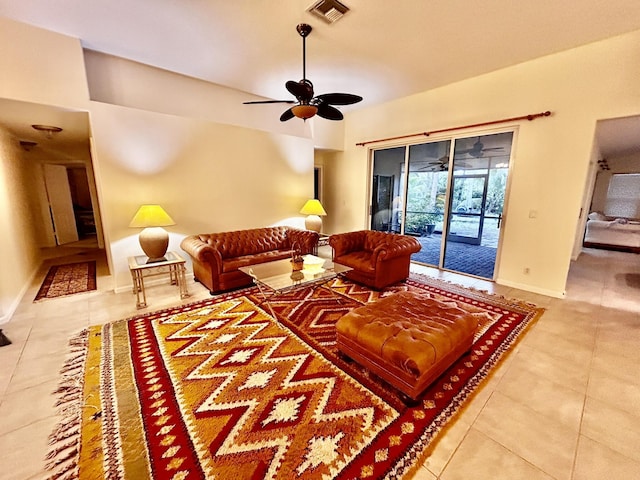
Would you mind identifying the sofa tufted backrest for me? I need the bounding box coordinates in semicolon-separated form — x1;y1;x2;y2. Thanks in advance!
199;227;291;259
363;230;394;251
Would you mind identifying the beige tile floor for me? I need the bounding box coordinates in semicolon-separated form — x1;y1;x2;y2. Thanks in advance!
0;246;639;479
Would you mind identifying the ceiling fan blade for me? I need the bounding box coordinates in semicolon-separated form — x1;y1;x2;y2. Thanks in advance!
279;108;295;122
243;100;296;105
316;103;343;121
315;93;363;105
286;80;314;101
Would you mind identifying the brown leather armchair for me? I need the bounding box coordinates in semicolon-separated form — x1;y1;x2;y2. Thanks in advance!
329;230;421;289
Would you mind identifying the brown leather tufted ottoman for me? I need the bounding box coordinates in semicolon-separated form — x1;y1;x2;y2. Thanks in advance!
336;291;479;402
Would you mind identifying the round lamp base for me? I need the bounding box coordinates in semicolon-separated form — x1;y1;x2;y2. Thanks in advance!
304;215;323;233
139;227;169;261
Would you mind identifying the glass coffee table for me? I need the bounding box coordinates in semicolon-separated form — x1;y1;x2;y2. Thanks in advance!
239;255;352;319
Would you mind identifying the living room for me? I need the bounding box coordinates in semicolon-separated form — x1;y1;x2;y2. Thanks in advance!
1;3;640;479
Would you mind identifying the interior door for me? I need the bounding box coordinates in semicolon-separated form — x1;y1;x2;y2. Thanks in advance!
43;164;79;245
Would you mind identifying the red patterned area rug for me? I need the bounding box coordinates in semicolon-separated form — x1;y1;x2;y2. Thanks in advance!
46;275;543;479
34;261;97;301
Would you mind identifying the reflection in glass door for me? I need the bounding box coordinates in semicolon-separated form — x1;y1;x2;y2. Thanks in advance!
405;140;451;268
446;174;488;245
370;147;405;233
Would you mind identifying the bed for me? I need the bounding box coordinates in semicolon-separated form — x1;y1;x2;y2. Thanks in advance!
584;212;640;253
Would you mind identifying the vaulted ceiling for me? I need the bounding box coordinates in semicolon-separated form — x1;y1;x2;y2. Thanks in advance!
1;0;640;156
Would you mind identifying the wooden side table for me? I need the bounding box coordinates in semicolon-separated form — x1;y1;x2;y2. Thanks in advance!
128;251;190;309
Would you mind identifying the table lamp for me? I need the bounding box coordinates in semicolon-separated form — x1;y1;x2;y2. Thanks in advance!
129;205;176;262
300;199;326;233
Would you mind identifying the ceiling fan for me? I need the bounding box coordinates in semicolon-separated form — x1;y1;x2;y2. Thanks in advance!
243;23;362;122
455;137;504;157
419;155;471;171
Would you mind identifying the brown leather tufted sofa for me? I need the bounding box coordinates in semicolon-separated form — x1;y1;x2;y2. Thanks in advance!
329;230;421;289
180;226;319;294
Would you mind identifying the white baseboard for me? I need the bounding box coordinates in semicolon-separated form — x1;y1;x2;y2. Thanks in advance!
0;264;41;324
496;278;566;299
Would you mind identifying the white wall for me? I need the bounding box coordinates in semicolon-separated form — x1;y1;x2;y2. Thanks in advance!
333;29;640;298
83;50;347;150
0;17;89;109
89;102;315;290
0;128;43;323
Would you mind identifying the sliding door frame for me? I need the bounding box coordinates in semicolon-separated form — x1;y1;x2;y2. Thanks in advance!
367;126;519;280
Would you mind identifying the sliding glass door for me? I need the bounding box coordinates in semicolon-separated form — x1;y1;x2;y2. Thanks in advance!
369;131;514;280
370;146;405;233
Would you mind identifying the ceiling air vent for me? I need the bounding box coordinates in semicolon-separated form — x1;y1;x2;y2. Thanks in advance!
307;0;350;24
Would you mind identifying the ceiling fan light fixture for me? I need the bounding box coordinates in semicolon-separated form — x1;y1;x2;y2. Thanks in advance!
291;104;318;119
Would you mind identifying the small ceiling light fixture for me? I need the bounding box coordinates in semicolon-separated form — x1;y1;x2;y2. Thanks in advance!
19;140;38;151
31;124;63;139
291;104;319;120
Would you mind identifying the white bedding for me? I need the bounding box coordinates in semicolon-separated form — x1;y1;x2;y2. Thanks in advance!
584;218;640;249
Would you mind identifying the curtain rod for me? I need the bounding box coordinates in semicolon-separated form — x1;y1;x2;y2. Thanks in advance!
355;111;552;147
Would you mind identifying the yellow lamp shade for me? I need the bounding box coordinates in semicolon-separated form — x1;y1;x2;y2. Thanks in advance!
129;205;175;228
129;205;176;261
299;199;327;216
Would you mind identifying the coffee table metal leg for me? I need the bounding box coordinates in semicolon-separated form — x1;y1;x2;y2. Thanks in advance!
251;279;279;320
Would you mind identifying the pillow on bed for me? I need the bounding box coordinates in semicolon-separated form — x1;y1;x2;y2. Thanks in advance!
588;212;607;221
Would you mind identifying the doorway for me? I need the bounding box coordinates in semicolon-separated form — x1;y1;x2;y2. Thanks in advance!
370;131;514;279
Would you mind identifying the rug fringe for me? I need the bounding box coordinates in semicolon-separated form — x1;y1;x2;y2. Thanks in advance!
409;272;542;310
44;329;89;480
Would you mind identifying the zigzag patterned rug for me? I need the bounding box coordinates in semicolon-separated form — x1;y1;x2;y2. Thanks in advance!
46;275;543;479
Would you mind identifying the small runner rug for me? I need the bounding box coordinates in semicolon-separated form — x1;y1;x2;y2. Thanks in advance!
46;275;543;479
34;261;97;301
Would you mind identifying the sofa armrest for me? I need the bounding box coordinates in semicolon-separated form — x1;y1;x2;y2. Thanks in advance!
371;235;421;264
329;231;367;257
287;228;319;254
180;235;223;272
